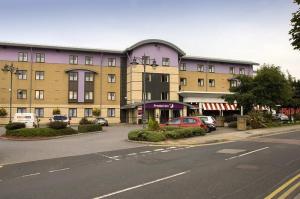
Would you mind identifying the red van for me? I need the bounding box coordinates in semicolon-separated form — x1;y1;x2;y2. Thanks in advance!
160;116;208;131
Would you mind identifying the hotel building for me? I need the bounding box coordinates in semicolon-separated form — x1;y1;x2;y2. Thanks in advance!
0;39;258;124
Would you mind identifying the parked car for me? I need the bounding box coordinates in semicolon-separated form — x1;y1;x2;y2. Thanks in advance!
13;113;39;128
94;117;109;126
50;115;71;126
160;116;208;131
198;116;216;131
274;113;289;121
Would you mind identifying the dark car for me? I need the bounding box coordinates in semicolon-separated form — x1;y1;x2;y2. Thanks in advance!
94;117;109;126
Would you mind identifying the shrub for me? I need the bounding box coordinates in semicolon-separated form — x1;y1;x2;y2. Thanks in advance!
79;117;94;125
48;121;67;129
189;127;206;136
6;127;77;137
0;108;7;117
147;118;159;131
52;108;61;115
78;124;102;133
228;121;237;128
5;122;26;130
128;130;166;142
92;108;101;117
224;115;238;123
247;111;266;129
165;128;193;139
161;126;179;131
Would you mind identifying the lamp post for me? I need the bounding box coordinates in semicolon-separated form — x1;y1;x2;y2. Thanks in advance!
2;64;18;123
130;54;158;129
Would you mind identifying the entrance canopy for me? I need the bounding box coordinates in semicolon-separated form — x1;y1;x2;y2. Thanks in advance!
202;103;237;111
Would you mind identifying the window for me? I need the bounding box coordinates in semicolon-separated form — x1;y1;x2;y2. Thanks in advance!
84;108;93;117
168;118;181;125
209;79;215;87
107;92;116;100
162;57;170;66
107;108;115;117
108;74;116;83
18;52;28;62
69;55;78;65
35;108;44;117
230;80;238;88
197;64;204;72
35;71;44;80
142;56;150;65
239;68;245;75
183;118;197;124
230;67;235;74
180;63;186;71
143;92;151;100
85;56;93;65
17;70;27;80
85;73;94;82
108;58;116;67
208;65;215;73
180;78;187;86
17;107;27;113
161;92;169;100
146;73;152;82
85;91;93;100
198;78;204;87
36;53;45;63
69;72;78;81
35;90;44;100
161;74;169;82
17;89;27;99
69;91;77;100
69;108;77;117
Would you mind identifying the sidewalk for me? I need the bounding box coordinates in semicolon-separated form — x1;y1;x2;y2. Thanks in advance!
158;125;300;146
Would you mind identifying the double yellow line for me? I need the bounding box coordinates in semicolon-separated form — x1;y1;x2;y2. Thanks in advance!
265;173;300;199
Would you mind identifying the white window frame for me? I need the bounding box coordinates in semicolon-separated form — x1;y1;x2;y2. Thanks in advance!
162;57;170;66
35;71;44;80
36;53;45;63
69;55;78;65
85;91;93;100
208;65;215;73
209;79;215;87
35;108;44;117
108;58;116;67
161;74;169;82
198;78;204;87
239;68;245;75
17;70;27;80
85;73;94;82
17;107;27;113
69;91;77;100
107;92;116;101
230;67;235;74
84;108;93;117
35;90;44;100
108;74;116;83
85;56;93;65
17;89;27;99
69;108;77;117
69;72;78;81
107;108;116;117
197;64;204;72
18;52;28;62
180;63;186;71
180;78;187;86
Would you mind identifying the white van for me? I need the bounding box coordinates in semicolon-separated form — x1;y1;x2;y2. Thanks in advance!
13;113;39;128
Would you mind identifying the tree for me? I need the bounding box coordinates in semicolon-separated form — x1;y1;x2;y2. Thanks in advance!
289;0;300;50
223;75;256;114
52;108;61;115
92;108;101;117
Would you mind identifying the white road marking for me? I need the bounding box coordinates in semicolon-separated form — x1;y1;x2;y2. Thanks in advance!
48;168;70;173
127;153;137;156
111;156;120;159
161;150;170;153
92;171;190;199
21;173;40;178
140;151;151;154
0;165;3;168
102;154;120;161
225;147;269;160
154;149;164;151
167;147;177;149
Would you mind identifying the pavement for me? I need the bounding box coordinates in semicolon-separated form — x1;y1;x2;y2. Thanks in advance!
0;130;299;198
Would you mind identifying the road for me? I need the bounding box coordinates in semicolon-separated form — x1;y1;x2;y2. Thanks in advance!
0;131;299;199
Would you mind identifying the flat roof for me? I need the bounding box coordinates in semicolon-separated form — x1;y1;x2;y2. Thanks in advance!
182;56;259;65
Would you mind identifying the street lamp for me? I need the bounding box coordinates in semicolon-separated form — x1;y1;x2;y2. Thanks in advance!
2;64;18;123
130;54;158;129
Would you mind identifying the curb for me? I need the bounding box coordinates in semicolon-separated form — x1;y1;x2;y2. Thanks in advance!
0;131;102;141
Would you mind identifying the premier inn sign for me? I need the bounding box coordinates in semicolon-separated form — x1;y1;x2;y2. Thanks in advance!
144;102;184;110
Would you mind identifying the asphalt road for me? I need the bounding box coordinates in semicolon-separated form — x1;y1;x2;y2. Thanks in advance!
0;131;299;199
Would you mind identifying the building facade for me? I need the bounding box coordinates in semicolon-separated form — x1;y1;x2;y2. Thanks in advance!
0;39;258;124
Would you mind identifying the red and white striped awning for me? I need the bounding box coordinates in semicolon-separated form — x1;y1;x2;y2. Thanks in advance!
202;103;237;111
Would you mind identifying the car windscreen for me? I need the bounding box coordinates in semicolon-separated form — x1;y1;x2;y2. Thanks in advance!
200;117;208;122
53;116;67;120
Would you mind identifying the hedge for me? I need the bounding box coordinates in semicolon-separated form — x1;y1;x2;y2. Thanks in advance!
128;130;166;142
78;124;102;133
5;122;26;130
48;121;68;129
165;128;206;139
6;127;77;137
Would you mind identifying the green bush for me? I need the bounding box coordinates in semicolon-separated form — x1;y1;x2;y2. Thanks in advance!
78;124;102;133
165;128;193;139
0;108;7;117
48;121;67;129
161;126;179;131
5;122;25;130
6;127;77;137
247;111;266;129
79;117;94;125
92;108;101;117
128;130;166;142
52;108;61;115
189;127;206;136
228;121;237;128
147;118;159;131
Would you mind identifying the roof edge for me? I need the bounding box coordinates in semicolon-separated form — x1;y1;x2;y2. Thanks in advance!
182;56;259;65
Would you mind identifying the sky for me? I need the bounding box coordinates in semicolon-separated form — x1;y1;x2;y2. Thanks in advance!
0;0;299;77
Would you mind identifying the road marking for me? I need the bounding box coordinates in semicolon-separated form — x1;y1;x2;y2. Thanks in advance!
48;168;70;173
225;147;269;160
167;147;177;149
140;151;151;154
111;156;120;159
92;171;190;199
102;154;120;161
127;153;137;156
161;150;170;153
265;173;300;199
154;149;164;151
278;182;300;199
21;173;40;178
0;165;3;168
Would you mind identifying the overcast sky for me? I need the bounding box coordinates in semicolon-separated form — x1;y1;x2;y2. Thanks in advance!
0;0;299;77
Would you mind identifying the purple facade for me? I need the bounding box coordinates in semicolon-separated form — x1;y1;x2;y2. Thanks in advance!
77;70;85;103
